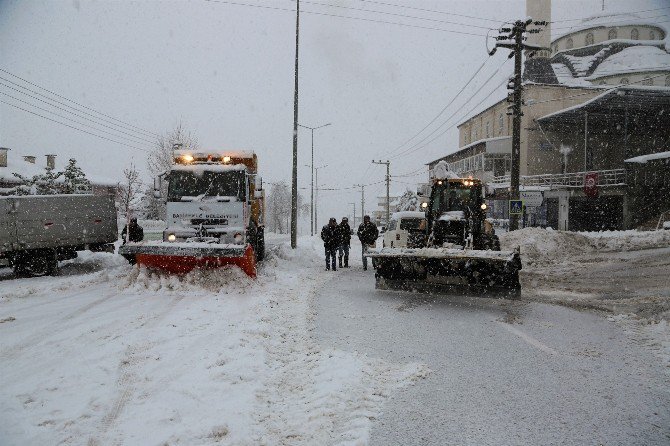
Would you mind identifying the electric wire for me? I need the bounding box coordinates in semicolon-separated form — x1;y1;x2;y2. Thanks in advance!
0;91;158;147
391;57;511;159
297;0;494;31
0;85;156;145
358;0;503;24
0;67;158;138
384;56;492;158
202;0;489;36
0;99;151;153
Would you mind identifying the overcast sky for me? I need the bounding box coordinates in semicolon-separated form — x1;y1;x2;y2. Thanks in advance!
0;0;667;228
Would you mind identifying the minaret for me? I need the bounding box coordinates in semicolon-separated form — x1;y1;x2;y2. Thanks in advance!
523;0;558;83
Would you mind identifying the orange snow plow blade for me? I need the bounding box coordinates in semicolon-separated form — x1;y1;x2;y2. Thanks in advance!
119;242;257;278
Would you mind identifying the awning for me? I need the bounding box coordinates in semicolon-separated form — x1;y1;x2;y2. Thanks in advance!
625;150;670;163
537;86;670;126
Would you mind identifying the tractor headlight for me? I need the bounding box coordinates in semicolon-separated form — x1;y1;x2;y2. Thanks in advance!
233;233;244;244
480;203;487;210
167;233;176;242
421;202;428;209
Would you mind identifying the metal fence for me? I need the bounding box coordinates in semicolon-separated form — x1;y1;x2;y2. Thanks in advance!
491;169;626;188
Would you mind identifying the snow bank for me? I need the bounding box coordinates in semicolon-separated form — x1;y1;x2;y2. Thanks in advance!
500;227;670;266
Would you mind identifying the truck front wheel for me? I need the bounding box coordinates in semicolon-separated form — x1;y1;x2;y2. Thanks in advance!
14;249;59;277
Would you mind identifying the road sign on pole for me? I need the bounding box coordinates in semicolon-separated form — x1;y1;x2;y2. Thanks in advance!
509;199;524;215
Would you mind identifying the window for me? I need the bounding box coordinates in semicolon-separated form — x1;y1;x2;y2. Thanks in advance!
641;77;653;86
498;113;503;135
566;37;573;49
585;32;594;45
631;28;639;40
650;30;656;40
608;28;617;40
485;121;490;138
620;77;629;85
474;129;478;141
599;80;606;85
665;75;670;87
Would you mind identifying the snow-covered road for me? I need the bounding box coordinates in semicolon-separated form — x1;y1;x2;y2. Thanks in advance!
0;238;426;445
1;229;669;445
315;265;670;445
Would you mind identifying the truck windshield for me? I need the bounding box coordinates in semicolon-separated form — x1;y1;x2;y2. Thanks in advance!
400;218;423;231
432;183;478;214
168;170;245;201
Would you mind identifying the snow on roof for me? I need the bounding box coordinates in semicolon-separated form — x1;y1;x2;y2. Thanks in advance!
587;46;670;79
553;13;668;41
0;154;52;183
624;150;670;163
563;47;610;76
174;149;255;158
391;211;425;221
550;63;594;87
172;163;247;173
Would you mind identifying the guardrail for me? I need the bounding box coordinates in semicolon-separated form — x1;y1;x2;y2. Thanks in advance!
491;169;626;188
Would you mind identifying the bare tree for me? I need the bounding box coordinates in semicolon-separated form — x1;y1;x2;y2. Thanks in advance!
146;121;199;220
117;164;144;242
266;181;306;234
148;121;199;176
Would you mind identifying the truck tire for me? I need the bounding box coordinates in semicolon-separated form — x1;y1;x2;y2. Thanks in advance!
14;249;58;277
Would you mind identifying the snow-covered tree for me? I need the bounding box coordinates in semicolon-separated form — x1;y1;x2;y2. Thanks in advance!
61;158;91;193
12;167;62;195
395;189;420;212
117;164;144;226
148;121;199;176
266;182;306;234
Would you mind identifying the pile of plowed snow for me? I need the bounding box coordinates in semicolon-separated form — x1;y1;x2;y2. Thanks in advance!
500;227;670;267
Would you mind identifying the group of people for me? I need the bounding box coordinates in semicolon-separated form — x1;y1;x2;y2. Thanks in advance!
320;215;379;271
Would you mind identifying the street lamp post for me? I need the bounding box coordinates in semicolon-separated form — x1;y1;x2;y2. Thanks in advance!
298;122;331;236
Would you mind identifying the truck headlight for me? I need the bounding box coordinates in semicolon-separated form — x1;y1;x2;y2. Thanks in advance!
233;233;244;244
167;233;176;242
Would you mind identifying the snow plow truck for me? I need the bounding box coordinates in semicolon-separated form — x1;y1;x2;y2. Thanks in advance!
119;150;264;277
365;161;521;295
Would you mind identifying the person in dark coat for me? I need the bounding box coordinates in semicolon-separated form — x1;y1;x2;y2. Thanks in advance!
121;217;144;243
337;217;352;268
357;215;378;271
321;217;341;271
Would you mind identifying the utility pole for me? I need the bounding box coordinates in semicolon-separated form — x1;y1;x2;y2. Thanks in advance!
490;18;547;231
372;160;390;226
354;183;365;221
298;122;331;236
290;0;300;248
348;202;356;225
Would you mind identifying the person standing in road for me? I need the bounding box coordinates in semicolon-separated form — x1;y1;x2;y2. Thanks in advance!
357;215;378;271
338;217;352;268
121;217;144;244
321;217;341;271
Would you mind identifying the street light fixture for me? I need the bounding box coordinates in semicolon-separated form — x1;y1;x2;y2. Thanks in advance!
298;122;331;236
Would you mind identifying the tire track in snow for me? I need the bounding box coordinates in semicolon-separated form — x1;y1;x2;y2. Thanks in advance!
88;294;186;446
0;289;123;361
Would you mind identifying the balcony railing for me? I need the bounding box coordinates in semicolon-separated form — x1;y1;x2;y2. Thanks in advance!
491;169;626;188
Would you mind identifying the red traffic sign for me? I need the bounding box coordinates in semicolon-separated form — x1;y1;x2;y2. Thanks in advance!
584;172;598;198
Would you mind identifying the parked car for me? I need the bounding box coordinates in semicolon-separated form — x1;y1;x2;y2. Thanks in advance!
382;211;426;248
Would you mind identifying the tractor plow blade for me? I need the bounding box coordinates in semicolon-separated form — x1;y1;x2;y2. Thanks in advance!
366;247;521;295
119;242;256;277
